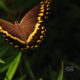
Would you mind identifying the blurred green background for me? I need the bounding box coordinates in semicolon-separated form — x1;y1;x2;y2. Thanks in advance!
0;0;80;80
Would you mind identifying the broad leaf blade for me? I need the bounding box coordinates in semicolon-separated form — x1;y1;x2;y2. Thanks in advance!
57;62;64;80
0;56;15;73
0;58;5;64
4;52;22;80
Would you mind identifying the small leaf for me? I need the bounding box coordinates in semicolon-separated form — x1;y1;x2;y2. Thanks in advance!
0;58;5;64
4;52;22;80
0;0;11;13
57;62;64;80
0;56;15;73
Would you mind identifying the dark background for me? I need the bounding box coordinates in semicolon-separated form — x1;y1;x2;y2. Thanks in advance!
0;0;80;80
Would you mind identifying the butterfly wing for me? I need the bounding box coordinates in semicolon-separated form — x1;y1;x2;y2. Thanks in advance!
20;4;40;39
0;19;15;33
0;19;26;44
20;0;51;48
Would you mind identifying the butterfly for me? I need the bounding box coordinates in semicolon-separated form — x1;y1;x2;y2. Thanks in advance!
0;0;51;50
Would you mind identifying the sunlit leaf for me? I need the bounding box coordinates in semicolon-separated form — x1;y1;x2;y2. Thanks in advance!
0;51;20;73
4;52;22;80
57;62;64;80
0;58;5;64
0;56;15;73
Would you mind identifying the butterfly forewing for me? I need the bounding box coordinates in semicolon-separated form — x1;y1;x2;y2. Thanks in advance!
20;4;41;40
20;0;51;46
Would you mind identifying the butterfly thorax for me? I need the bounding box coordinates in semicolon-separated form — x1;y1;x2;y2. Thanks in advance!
14;21;20;26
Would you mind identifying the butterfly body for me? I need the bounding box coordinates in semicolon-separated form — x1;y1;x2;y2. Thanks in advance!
14;21;20;27
0;0;51;50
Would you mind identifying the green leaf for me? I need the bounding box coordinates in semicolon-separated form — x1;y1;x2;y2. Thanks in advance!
4;52;22;80
0;58;5;64
0;45;9;57
0;56;15;73
0;0;11;13
0;51;20;73
57;62;64;80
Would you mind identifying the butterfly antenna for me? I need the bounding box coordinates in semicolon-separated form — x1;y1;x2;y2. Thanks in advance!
18;8;23;21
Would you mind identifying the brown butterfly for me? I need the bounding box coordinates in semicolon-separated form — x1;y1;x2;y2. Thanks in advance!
0;0;51;50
